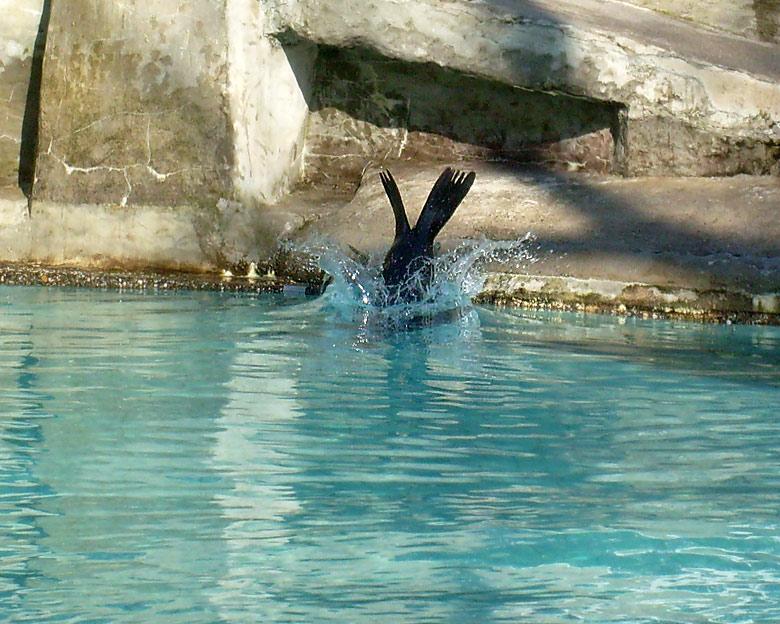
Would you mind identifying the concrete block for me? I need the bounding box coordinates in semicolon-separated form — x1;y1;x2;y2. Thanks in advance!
33;0;315;209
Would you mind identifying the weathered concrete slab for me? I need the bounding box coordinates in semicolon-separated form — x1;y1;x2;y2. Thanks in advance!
32;1;232;207
303;44;619;186
294;163;780;316
0;186;309;271
20;0;780;212
621;0;780;44
506;0;780;80
0;188;210;270
275;0;780;176
2;164;780;320
3;165;780;320
307;164;780;289
32;0;315;208
479;274;780;320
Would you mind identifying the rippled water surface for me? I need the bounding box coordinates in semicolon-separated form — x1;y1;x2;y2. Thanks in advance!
2;285;779;623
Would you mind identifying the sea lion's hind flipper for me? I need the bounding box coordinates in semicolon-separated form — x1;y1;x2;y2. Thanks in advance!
415;168;476;244
380;170;410;239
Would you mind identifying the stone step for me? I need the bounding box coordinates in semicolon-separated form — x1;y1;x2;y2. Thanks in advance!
295;163;780;318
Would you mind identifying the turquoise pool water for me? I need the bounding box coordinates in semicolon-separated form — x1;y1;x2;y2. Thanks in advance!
1;284;779;623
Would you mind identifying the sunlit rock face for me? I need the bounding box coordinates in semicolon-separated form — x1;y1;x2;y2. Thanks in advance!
274;0;780;178
32;1;245;208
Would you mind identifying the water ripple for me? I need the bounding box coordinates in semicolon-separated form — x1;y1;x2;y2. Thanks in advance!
1;285;779;622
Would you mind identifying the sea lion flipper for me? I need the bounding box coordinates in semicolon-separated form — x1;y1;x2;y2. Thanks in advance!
380;170;410;239
415;168;476;244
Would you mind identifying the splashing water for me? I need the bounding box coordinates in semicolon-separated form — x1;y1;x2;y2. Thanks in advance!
288;234;537;330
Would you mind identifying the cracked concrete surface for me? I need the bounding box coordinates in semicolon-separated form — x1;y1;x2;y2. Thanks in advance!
31;0;316;209
20;0;780;209
42;109;206;207
29;1;235;208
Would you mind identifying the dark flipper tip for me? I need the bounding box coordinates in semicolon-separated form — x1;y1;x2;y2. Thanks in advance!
415;167;476;243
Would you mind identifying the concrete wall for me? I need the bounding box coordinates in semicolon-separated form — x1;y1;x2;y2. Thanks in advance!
32;0;234;207
303;44;621;185
224;0;315;206
31;0;314;209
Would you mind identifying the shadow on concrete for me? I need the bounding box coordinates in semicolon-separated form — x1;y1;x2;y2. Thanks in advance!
490;164;780;290
18;0;52;215
479;1;780;289
304;43;623;178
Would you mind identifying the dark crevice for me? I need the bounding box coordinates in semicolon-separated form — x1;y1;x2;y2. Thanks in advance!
18;0;52;216
320;46;618;150
295;42;624;187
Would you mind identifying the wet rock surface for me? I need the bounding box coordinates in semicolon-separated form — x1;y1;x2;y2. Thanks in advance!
0;261;325;296
304;162;780;290
1;258;777;325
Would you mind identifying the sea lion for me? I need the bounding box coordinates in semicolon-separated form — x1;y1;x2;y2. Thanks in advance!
379;167;476;304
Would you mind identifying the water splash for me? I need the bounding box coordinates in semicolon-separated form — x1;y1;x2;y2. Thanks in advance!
289;234;536;331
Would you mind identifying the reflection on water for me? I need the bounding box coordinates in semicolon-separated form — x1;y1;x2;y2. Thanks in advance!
1;285;779;623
